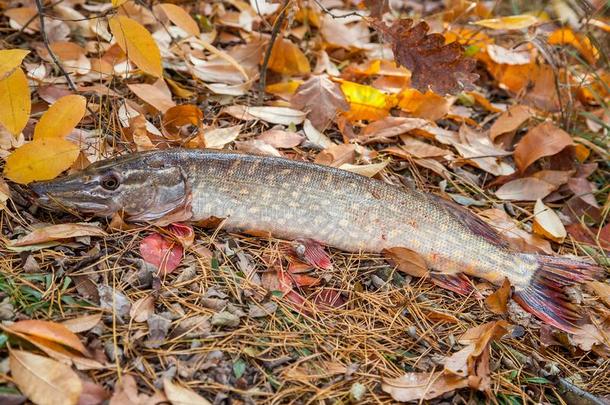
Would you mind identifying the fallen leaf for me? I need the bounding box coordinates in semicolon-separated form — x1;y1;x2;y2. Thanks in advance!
128;83;176;113
399;136;451;158
0;49;30;80
383;247;429;277
397;89;450;121
268;37;311;75
587;282;610;307
485;278;511;314
474;14;538;30
130;295;155;323
162;104;203;139
235;139;281;157
489;104;531;141
34;95;87;139
382;371;468;402
163;379;212;405
140;233;183;275
10;349;83;405
157;3;200;37
61;314;102;334
478;209;552;254
6;320;89;356
373;18;478;94
108;15;162;77
291;76;349;131
0;67;31;136
258;130;304;148
4;138;80;184
339;161;388;177
203;124;242;149
9;223;107;247
532;199;566;243
224;105;306;125
340;80;394;121
548;28;598;65
486;44;531;65
78;381;110;405
514;122;574;172
302;119;334;149
495;177;556;201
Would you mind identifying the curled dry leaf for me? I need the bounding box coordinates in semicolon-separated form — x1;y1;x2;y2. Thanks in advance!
203;124;242;149
9;223;107;247
383;247;429;277
34;94;87;139
139;233;183;275
382;371;468;402
485;278;511;314
10;349;83;405
290;75;349;131
0;67;31;136
514;122;574;172
495;177;556;201
130;295;155;323
532;199;566;243
162;104;203;139
163;378;212;405
479;208;552;254
224;105;306;125
372;18;478;94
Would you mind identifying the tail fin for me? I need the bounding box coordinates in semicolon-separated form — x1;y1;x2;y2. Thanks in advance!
513;254;603;333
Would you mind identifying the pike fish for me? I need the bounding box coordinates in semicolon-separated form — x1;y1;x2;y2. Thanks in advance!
30;148;602;331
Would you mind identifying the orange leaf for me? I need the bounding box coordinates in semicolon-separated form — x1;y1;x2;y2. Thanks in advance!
485;278;511;314
383;247;429;277
34;95;87;139
162;104;203;138
0;49;29;80
0;67;31;136
267;38;311;75
489;105;531;141
7;320;89;356
108;15;162;77
397;89;449;121
532;199;566;243
495;177;556;201
157;3;200;37
4;138;80;184
340;80;394;121
514;122;574;172
548;28;599;65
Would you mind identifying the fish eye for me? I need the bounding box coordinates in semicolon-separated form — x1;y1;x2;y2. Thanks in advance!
100;173;120;190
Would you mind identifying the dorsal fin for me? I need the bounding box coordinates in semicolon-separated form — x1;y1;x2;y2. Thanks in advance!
433;195;511;250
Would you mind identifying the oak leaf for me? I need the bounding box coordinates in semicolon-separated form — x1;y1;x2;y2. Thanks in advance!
291;76;349;131
372;19;478;94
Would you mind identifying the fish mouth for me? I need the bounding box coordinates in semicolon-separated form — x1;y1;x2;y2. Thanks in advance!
30;181;114;215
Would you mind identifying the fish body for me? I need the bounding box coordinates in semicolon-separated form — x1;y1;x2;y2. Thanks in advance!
31;148;602;331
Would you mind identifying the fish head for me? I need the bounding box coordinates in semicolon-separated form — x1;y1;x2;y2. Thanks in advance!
31;151;191;222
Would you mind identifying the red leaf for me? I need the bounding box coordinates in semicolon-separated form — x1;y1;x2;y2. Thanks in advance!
167;222;194;248
139;233;183;275
293;239;332;270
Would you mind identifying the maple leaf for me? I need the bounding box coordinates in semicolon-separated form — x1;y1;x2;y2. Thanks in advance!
290;75;349;131
371;18;478;94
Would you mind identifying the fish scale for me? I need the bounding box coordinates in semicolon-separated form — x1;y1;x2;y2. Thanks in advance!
30;148;603;332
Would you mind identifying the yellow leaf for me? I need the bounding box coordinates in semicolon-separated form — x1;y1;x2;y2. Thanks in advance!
268;38;311;75
0;67;31;137
108;15;162;77
112;0;129;7
4;138;80;184
340;81;394;121
34;95;86;139
0;49;29;80
10;349;82;405
474;14;538;30
158;3;200;37
265;80;302;98
548;28;599;65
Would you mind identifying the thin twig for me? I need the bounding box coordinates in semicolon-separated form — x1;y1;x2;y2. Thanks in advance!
33;0;77;92
258;0;290;105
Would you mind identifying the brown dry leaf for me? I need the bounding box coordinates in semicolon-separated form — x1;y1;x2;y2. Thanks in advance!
290;76;349;131
314;144;356;167
34;95;87;139
373;18;477;94
571;323;610;351
361;116;429;142
268;37;311;75
489;104;531;141
478;208;552;254
258;130;304;148
4;138;81;184
339;161;388;177
130;295;155;323
485;278;511;314
383;247;429;277
10;349;83;405
157;3;200;37
9;223;107;247
587;282;610;307
453;126;514;176
235;139;281;157
61;314;102;334
163;378;212;405
514;122;574;172
382;371;468;402
108;15;162;77
0;67;31;137
397;89;450;121
532;199;566;243
6;320;89;356
495;177;556;201
128;83;176;113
